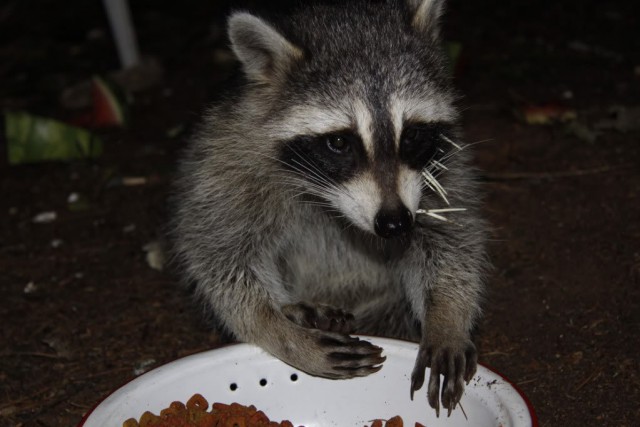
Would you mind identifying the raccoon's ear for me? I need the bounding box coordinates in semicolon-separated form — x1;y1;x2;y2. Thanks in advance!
228;12;303;83
406;0;445;40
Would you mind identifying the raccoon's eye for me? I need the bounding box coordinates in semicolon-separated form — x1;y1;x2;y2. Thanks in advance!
325;134;350;154
400;123;448;169
401;127;422;146
401;124;438;149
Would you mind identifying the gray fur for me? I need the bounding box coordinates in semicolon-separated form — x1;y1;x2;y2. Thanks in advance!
170;0;488;415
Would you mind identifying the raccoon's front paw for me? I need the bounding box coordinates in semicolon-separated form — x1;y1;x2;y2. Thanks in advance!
282;302;355;334
301;329;386;379
277;305;382;379
410;339;477;417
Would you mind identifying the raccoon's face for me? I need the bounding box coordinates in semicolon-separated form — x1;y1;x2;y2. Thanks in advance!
228;0;457;238
275;96;457;238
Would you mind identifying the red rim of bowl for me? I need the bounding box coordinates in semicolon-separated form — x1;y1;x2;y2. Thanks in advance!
77;343;539;427
481;363;539;427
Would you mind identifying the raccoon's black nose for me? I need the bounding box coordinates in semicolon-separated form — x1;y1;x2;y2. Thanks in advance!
374;207;413;238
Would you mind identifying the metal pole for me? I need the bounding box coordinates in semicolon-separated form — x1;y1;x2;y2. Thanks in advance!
102;0;141;69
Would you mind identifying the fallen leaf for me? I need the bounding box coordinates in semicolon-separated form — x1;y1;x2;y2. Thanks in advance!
565;121;599;143
521;105;577;125
143;241;165;271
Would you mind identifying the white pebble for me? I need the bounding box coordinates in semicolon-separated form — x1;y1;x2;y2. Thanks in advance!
24;281;38;294
67;192;80;203
32;211;57;224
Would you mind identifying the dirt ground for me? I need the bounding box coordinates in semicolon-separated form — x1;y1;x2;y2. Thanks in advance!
1;1;639;426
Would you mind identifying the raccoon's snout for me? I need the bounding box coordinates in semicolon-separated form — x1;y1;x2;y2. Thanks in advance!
374;205;413;238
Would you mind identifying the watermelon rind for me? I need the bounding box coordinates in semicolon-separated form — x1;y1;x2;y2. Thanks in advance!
91;75;130;127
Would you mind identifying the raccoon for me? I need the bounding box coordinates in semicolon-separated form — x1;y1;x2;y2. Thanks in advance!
172;0;488;416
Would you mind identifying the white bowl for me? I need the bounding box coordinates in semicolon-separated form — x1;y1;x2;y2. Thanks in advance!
79;337;537;427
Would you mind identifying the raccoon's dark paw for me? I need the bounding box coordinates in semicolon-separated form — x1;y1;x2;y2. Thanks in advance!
282;302;355;334
410;339;477;417
305;330;386;379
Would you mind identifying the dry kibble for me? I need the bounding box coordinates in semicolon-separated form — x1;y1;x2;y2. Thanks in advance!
385;415;403;427
124;394;417;427
123;394;297;427
366;416;415;427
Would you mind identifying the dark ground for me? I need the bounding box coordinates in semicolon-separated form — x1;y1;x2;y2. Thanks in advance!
1;1;639;426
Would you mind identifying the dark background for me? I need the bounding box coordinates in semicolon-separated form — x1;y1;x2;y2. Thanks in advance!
1;0;639;426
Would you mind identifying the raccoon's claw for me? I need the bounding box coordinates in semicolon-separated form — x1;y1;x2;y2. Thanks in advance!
282;302;355;334
317;332;386;378
410;340;477;417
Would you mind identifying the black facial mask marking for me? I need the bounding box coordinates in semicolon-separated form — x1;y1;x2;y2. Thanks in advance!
278;130;367;185
399;122;453;171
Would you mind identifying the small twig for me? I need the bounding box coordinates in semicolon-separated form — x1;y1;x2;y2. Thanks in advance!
458;401;468;420
72;366;131;381
516;378;537;386
68;401;91;409
0;385;53;412
574;370;602;392
0;351;62;360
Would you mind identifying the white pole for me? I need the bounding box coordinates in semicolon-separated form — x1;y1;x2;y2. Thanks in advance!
102;0;141;69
